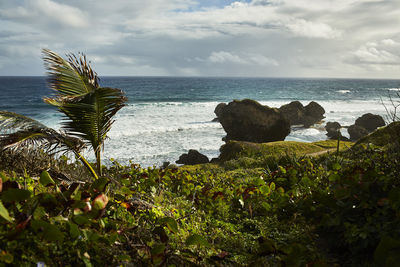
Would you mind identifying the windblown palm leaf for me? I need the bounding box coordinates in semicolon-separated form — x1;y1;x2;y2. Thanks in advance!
0;111;85;154
43;49;127;175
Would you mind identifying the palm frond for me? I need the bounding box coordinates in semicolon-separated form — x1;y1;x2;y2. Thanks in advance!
47;87;127;153
0;111;85;154
42;49;98;96
0;111;47;132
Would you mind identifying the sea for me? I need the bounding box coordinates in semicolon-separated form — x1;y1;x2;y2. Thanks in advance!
0;76;399;167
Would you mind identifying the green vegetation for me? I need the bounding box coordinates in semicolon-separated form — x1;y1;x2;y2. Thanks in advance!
1;123;399;266
219;139;353;170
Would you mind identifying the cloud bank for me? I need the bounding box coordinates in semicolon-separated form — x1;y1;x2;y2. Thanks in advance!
0;0;399;78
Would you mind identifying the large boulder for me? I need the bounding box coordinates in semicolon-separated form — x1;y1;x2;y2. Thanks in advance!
348;124;369;141
176;149;209;165
355;113;385;132
279;101;325;127
325;121;341;139
215;99;290;143
304;101;325;122
279;101;305;125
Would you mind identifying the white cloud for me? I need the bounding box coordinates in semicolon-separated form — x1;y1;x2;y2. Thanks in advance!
0;0;400;77
286;19;341;39
347;40;400;65
0;0;88;28
208;51;247;64
206;51;278;66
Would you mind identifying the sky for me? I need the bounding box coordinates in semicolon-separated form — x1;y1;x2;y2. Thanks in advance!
0;0;399;78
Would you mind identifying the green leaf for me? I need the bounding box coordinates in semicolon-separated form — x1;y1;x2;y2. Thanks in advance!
259;185;271;195
0;200;13;222
151;244;166;255
332;162;341;171
1;188;31;203
69;222;80;239
159;217;178;233
90;177;109;193
0;251;13;264
185;234;210;247
31;220;64;242
0;171;8;182
40;170;55;186
73;214;91;225
269;182;276;191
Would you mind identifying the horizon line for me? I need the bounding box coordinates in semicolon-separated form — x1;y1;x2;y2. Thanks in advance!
1;75;399;80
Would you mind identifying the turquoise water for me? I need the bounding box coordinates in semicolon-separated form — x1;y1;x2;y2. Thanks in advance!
1;76;399;166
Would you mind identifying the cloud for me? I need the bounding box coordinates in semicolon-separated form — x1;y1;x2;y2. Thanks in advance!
346;39;400;66
0;0;399;78
206;51;279;66
0;0;88;28
285;19;341;39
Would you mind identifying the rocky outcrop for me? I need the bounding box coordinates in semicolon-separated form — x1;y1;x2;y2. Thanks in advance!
279;101;325;127
355;113;385;132
325;121;341;139
279;101;305;125
176;149;209;165
214;99;290;143
348;113;386;141
348;124;369;141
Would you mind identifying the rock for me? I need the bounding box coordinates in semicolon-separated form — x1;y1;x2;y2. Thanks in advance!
176;149;209;165
279;101;305;125
211;117;219;122
210;158;219;164
215;99;290;143
305;101;325;122
348;124;369;141
325;122;341;131
214;103;227;118
325;121;341;139
355;113;385;132
279;101;325;127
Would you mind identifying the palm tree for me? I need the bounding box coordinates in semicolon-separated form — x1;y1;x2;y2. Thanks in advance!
42;49;127;176
0;49;127;178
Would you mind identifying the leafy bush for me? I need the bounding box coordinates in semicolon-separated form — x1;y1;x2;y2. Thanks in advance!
1;137;399;266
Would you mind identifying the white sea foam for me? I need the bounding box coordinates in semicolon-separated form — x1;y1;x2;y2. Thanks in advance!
40;99;391;167
336;90;351;94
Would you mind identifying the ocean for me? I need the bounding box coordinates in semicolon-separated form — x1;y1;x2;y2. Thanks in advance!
0;76;399;167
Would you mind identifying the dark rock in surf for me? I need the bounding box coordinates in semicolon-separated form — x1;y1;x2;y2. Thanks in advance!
176;149;209;165
214;99;290;143
355;113;385;132
325;121;342;139
348;124;369;141
279;101;325;127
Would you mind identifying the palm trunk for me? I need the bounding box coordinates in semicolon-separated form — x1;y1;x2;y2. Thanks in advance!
75;151;99;180
96;149;102;176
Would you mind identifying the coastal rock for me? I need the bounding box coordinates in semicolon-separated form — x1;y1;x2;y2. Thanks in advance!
279;101;325;127
176;149;209;165
348;124;369;141
215;99;290;143
305;101;325;122
279;101;305;125
214;103;227;118
355;113;385;132
325;121;341;139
